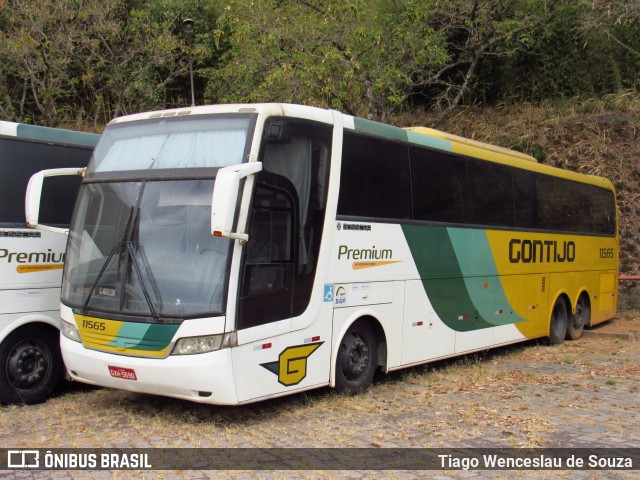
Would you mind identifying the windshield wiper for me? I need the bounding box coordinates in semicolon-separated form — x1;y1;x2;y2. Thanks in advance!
124;240;160;320
81;189;161;320
81;206;136;314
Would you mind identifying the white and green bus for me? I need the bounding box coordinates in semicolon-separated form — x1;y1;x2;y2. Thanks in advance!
26;104;618;405
0;121;98;404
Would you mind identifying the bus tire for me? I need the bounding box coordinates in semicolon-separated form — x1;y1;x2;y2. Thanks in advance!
548;298;568;345
0;326;63;405
335;321;377;394
567;295;590;340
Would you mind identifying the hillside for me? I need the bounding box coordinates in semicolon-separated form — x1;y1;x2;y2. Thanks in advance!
397;95;640;294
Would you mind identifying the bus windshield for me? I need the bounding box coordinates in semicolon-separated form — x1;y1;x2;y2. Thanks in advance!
61;114;256;319
62;179;231;318
89;116;252;173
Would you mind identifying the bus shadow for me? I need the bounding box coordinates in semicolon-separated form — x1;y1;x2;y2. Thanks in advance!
54;378;99;398
377;337;545;386
86;383;337;428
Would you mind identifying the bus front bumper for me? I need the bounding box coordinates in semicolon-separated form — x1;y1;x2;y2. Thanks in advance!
61;336;239;405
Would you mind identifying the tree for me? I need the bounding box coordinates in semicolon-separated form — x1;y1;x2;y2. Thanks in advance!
205;0;449;121
0;0;192;127
579;1;640;57
477;0;640;102
206;0;564;124
422;0;562;125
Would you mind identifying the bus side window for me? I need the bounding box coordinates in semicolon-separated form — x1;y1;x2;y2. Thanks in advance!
338;133;411;220
513;169;538;230
468;159;515;228
238;177;297;329
245;184;295;268
410;147;468;224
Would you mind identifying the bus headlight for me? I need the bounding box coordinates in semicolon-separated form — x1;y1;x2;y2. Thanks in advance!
61;320;81;343
172;335;222;355
171;332;237;355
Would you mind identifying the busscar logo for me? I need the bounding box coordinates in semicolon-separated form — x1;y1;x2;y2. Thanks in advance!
260;342;324;386
342;223;371;231
8;450;39;468
336;223;371;232
1;230;41;238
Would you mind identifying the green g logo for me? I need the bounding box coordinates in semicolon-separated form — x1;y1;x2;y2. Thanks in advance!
261;342;324;386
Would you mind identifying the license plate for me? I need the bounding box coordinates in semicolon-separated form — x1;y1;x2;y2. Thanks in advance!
108;366;137;381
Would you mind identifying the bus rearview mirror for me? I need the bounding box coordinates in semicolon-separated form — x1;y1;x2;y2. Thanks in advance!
25;167;86;234
211;162;262;242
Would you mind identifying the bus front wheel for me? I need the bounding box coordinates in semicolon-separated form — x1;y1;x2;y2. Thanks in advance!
548;298;569;345
335;321;377;394
0;326;62;405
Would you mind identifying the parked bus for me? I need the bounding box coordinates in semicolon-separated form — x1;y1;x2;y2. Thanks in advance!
0;121;98;404
25;104;618;405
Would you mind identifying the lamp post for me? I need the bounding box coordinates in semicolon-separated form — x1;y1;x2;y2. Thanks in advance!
182;19;195;107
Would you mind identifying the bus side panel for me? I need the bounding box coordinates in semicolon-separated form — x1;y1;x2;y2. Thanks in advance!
402;225;531;335
0;127;96;404
495;273;546;340
330;280;404;371
401;224;620;350
546;269;615;326
329;223;418;370
401;280;455;365
232;302;334;404
0;288;61;319
0;229;68;290
594;271;618;325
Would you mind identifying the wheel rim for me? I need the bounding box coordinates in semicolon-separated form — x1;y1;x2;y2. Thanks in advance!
340;332;369;382
572;302;585;330
6;339;51;391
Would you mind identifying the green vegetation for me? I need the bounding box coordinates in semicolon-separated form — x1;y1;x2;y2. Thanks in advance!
1;0;638;128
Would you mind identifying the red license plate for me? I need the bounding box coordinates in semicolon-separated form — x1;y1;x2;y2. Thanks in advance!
108;366;137;381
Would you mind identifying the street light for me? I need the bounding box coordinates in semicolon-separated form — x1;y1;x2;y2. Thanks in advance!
183;19;195;107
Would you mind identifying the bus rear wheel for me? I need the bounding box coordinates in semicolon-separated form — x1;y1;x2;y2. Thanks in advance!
0;327;62;405
548;298;568;345
567;295;590;340
335;321;377;394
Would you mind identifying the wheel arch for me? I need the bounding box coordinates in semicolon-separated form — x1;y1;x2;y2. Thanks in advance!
0;314;60;345
329;311;388;388
566;285;588;312
574;290;593;326
548;291;571;327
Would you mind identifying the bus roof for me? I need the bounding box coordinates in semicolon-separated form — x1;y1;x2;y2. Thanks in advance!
0;121;99;148
405;126;537;163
